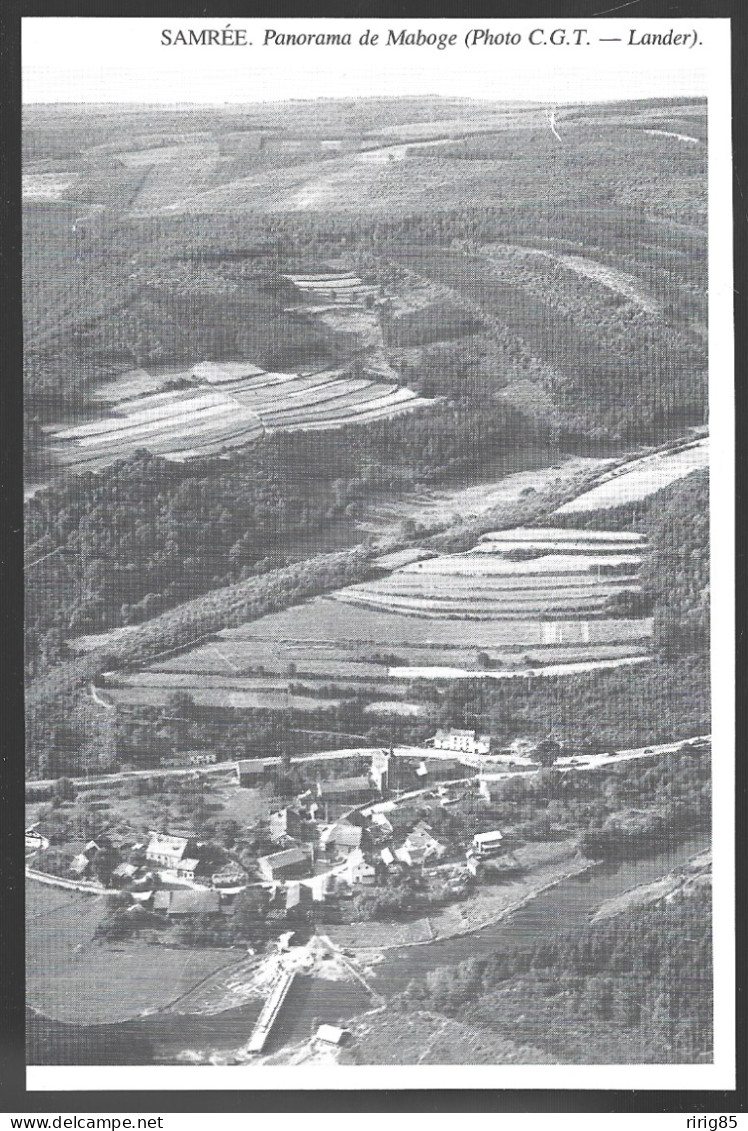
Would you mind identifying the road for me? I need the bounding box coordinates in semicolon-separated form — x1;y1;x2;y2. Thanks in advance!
26;736;710;796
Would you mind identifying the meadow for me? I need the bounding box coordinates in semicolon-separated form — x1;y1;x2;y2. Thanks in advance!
555;439;709;514
26;881;236;1024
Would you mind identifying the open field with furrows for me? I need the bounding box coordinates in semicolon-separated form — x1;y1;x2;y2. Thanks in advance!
219;601;651;648
26;881;236;1024
555;438;709;514
44;366;433;470
389;554;644;579
111;610;651;710
97;677;335;711
95;615;652;706
135;637;648;677
105;526;651;705
331;527;649;624
332;591;621;619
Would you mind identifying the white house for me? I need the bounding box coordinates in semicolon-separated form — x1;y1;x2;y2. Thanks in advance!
430;729;491;756
472;830;504;857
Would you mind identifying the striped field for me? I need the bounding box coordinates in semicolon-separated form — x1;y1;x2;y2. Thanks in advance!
99;527;653;709
46;364;433;470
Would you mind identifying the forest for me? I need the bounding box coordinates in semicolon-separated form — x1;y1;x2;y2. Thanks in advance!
553;469;710;654
392;886;712;1063
25;398;544;677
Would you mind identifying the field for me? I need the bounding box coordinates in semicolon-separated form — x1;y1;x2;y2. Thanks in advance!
45;366;432;470
23;173;81;201
133;110;705;222
555;439;709;514
100;526;653;710
26;881;236;1024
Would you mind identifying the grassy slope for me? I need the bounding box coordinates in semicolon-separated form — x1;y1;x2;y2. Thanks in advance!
26;882;236;1024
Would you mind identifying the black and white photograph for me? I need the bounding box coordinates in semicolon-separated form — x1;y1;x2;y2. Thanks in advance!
20;15;735;1092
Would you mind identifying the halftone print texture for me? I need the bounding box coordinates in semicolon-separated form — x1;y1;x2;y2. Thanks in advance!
23;19;725;1082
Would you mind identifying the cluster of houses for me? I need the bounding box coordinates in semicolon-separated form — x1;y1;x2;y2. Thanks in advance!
41;728;525;929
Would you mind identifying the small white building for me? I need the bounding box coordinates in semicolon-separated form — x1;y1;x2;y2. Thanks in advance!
316;1025;350;1045
472;830;504;857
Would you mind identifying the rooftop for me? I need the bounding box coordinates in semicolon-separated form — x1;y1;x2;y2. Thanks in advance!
153;889;221;915
317;775;375;797
237;758;267;773
259;846;310;869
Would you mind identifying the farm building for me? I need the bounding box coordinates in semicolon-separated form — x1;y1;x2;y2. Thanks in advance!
316;776;378;819
341;849;377;887
145;832;198;869
69;853;91;877
430;729;491;756
237;759;268;786
399;827;446;867
320;822;363;856
472;830;504;858
152;890;222;917
369;811;394;838
111;862;138;884
317;776;377;803
257;846;312;883
269;807;306;844
175;857;200;882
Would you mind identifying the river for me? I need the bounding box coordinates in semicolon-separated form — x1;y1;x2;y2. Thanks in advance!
27;834;707;1065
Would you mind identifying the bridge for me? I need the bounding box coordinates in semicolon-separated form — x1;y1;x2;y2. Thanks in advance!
245;969;296;1054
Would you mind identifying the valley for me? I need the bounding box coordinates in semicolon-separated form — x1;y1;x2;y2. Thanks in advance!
23;92;712;1069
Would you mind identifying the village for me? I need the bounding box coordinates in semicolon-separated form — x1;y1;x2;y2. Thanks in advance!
26;726;708;928
26;729;523;907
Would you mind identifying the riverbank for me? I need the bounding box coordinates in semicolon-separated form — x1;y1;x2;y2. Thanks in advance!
164;934;378;1018
325;840;591;951
155;843;590;1019
590;847;711;923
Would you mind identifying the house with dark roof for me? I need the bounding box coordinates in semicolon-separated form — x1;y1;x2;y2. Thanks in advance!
316;775;377;819
320;821;363;857
237;759;268;786
152;889;222;916
257;846;312;883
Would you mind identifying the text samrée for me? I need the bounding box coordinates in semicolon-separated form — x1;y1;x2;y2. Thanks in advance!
161;26;248;45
